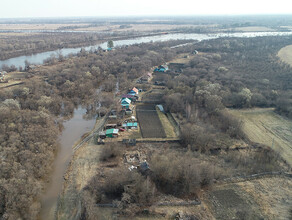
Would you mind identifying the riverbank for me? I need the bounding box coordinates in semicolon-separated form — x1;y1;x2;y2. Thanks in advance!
55;115;109;220
39;107;96;220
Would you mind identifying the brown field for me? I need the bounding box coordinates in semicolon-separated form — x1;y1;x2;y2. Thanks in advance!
0;23;90;30
169;52;198;64
205;176;292;220
233;26;275;32
229;108;292;166
278;45;292;66
75;24;199;32
136;104;166;138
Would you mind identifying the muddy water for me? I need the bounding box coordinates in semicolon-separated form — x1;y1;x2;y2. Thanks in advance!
40;107;96;220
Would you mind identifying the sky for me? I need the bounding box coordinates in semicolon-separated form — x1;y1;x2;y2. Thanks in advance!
1;0;292;18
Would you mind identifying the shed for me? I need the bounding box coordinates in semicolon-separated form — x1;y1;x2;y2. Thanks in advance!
99;131;106;139
125;109;132;115
122;122;138;129
106;129;119;138
105;124;117;129
156;105;165;113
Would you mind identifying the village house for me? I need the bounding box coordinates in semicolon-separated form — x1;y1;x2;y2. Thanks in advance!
106;128;119;138
121;94;137;102
121;97;131;109
154;64;168;72
128;87;139;96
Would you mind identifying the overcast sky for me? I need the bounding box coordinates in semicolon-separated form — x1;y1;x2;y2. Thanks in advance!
1;0;292;18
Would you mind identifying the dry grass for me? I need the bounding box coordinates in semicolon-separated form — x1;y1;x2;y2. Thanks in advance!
206;177;292;220
156;107;177;138
0;80;23;89
76;24;199;32
278;45;292;66
233;26;275;32
169;53;195;64
229;108;292;167
57;143;106;220
237;177;292;220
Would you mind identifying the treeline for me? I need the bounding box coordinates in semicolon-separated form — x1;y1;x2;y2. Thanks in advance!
0;101;58;219
0;32;102;60
0;39;190;219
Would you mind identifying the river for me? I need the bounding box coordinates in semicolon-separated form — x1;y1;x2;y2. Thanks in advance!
39;107;96;220
1;31;292;69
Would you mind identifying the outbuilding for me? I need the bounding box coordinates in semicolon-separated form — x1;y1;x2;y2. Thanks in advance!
106;129;119;138
122;122;138;129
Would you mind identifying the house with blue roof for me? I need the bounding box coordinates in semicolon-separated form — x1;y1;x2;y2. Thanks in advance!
121;97;131;109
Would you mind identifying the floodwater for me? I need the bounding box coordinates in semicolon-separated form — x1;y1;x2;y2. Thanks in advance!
1;31;292;69
39;107;96;220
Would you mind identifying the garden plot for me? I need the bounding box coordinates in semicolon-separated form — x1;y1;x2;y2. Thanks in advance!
136;104;166;138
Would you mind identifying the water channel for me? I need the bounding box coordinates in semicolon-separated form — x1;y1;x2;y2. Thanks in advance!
39;107;96;220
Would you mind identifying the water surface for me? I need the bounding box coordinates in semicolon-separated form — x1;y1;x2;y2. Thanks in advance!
40;107;96;220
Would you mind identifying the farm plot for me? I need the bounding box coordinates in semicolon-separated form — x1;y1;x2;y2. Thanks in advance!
207;187;264;219
229;108;292;167
142;88;165;103
136;104;166;138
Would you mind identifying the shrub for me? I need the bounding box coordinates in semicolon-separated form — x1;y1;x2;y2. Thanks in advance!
99;143;122;161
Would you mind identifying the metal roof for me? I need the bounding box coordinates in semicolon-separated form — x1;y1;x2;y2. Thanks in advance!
106;129;119;134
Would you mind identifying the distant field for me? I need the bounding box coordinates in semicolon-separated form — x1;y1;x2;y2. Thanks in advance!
75;24;199;32
0;23;89;30
229;108;292;166
278;45;292;66
233;26;275;32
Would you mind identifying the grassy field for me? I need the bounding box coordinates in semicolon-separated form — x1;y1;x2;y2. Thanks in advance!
229;108;292;166
156;107;177;138
278;45;292;66
238;177;292;220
